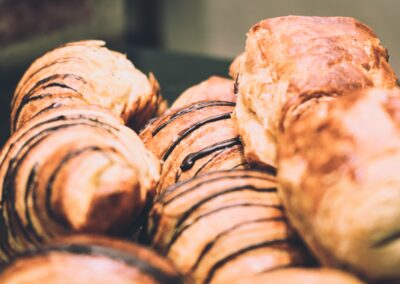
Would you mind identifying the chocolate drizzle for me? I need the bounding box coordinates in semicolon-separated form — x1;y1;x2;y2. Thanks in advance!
162;112;232;161
165;203;283;253
189;217;285;273
203;239;290;284
151;101;235;136
160;171;275;206
180;137;242;171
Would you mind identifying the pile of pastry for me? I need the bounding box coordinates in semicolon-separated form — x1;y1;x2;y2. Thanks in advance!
0;16;398;284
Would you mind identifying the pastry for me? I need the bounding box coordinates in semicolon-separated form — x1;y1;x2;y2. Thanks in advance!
11;40;165;132
232;268;363;284
140;101;251;194
0;106;159;261
278;87;400;282
235;16;397;167
149;169;310;284
0;235;185;284
170;76;236;109
228;52;245;80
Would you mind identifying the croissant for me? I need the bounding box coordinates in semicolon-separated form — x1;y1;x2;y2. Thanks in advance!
0;235;185;284
148;169;311;284
170;76;236;109
0;106;159;261
232;268;363;284
279;88;400;282
11;40;165;132
235;16;397;168
140;101;250;194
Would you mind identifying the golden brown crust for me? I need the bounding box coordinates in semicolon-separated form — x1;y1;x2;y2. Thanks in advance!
236;16;397;167
170;76;236;109
232;268;364;284
0;106;159;261
11;40;164;132
140;101;249;195
0;235;185;284
278;87;400;282
149;170;311;284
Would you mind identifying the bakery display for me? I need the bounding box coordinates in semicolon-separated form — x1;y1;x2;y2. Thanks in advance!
235;16;397;167
170;76;236;109
11;40;165;132
0;106;159;261
149;170;311;284
0;13;399;284
0;235;185;284
232;268;363;284
140;100;249;194
279;88;400;282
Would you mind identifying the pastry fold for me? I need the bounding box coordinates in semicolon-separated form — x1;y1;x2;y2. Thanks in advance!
171;76;236;109
149;170;310;284
0;107;159;261
0;235;185;284
11;40;165;132
140;101;249;194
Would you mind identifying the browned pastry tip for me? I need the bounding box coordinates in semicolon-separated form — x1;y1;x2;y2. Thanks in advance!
11;40;164;132
228;52;245;80
0;106;159;262
278;87;400;282
232;268;364;284
236;16;397;167
140;101;253;195
149;169;312;284
0;235;185;284
170;76;236;109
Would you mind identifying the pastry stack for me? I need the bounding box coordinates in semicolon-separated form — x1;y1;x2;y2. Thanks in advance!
0;15;399;284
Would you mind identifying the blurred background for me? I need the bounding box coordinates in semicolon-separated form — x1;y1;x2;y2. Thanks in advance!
0;0;399;144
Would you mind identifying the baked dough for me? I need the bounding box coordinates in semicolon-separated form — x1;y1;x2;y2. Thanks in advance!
236;16;397;167
171;76;236;109
140;101;249;194
0;235;184;284
11;40;165;132
0;106;159;261
279;88;400;282
149;170;310;284
232;268;363;284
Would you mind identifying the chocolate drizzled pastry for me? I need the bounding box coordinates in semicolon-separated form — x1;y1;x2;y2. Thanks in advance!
148;170;311;284
0;235;185;284
170;76;236;109
140;101;251;194
11;40;165;132
235;16;397;168
0;107;159;262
